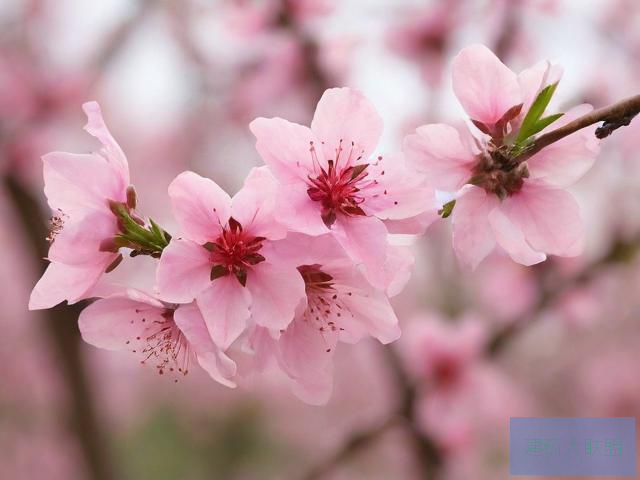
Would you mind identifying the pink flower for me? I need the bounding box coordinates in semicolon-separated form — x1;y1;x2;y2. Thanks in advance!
404;44;600;269
250;233;401;405
78;289;236;387
156;167;306;350
250;87;435;288
29;102;131;310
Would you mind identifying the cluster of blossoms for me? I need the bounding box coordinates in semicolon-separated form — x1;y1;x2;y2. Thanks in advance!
29;44;600;405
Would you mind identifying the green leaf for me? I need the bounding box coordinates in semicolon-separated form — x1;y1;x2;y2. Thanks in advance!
515;82;559;145
438;199;456;219
531;113;564;135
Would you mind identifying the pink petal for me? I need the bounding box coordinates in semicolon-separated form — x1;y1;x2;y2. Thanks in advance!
48;212;117;265
82;101;129;180
246;262;306;331
168;171;231;244
527;104;600;187
452;186;498;269
275;183;330;236
343;288;401;344
156;239;212;303
78;293;164;350
42;152;127;219
488;207;546;266
500;182;584;257
517;60;563;120
383;245;415;298
196;275;252;349
451;44;522;125
29;260;109;310
332;215;389;290
403;124;476;191
174;303;237;387
249;117;320;183
279;317;336;405
310;87;383;164
231;167;287;240
384;210;439;235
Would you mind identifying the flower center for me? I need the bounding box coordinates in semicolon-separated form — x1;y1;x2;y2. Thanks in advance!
305;140;372;227
127;307;190;381
297;264;352;352
205;217;265;286
468;146;529;199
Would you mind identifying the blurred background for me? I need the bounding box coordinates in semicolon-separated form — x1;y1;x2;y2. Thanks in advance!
1;0;639;479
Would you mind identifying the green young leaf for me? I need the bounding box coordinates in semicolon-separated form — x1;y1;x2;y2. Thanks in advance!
515;82;559;145
531;113;564;135
438;199;456;219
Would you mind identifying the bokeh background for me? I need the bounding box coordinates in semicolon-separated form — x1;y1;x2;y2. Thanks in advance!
1;0;639;479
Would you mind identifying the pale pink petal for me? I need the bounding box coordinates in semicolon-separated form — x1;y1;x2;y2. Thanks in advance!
452;186;498;269
29;260;109;310
275;183;330;236
343;289;401;344
310;87;383;163
403;124;476;191
174;303;237;387
501;182;584;257
78;293;164;350
488;207;546;266
527;104;600;187
279;318;336;405
332;215;389;290
384;210;439;235
383;245;415;298
42;152;127;219
231;167;287;240
168;171;231;244
82;101;129;179
48;212;117;265
451;44;522;125
246;262;306;331
249;117;320;182
196;276;252;349
156;239;212;303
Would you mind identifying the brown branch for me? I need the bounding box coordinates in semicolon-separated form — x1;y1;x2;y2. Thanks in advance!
4;173;115;480
517;94;640;162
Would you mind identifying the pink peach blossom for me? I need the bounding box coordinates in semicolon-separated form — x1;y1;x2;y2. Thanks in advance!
250;233;401;405
79;289;237;387
156;167;306;350
29;102;131;310
250;87;436;288
404;44;600;269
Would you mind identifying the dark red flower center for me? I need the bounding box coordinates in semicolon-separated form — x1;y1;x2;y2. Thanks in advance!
305;140;371;227
204;217;265;286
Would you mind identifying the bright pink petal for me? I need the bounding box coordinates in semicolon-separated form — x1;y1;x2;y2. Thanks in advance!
488;207;546;266
168;171;231;244
246;262;306;331
452;186;498;269
403;124;476;191
196;275;252;349
174;303;237;387
451;44;522;125
156;239;212;303
78;293;164;350
310;87;383;164
275;183;330;236
527;104;600;187
332;215;389;290
29;260;109;310
231;167;287;240
279;317;335;405
42;152;127;219
501;182;584;257
82;101;129;179
249;117;320;183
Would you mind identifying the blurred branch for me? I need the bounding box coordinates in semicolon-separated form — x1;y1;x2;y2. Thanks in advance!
3;173;114;480
488;232;640;355
516;94;640;163
298;345;442;480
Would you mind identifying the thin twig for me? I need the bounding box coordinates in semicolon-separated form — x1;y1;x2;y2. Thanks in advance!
517;94;640;162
